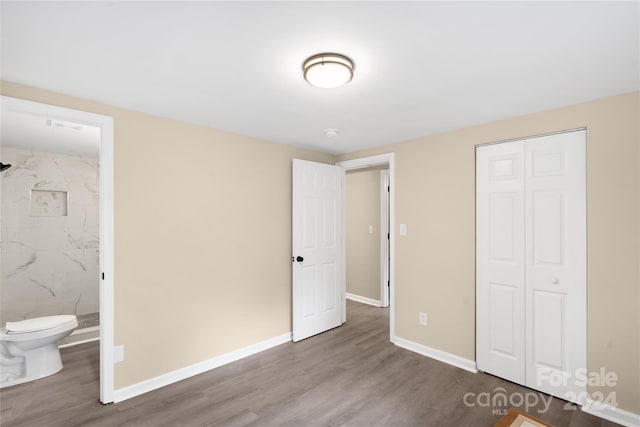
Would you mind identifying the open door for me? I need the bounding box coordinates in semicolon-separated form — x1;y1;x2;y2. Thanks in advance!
292;159;345;342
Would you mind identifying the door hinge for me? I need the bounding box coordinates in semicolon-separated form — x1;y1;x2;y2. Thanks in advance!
387;185;390;192
387;280;390;287
387;233;390;240
101;272;105;280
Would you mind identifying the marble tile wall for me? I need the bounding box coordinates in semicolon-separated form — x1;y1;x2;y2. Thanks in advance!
1;147;100;326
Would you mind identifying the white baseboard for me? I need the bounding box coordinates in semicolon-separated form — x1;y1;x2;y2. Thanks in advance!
394;336;478;374
113;332;292;403
346;293;381;307
582;399;640;427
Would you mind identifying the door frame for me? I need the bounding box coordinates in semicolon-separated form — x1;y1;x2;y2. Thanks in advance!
336;153;396;342
380;169;390;307
1;96;115;403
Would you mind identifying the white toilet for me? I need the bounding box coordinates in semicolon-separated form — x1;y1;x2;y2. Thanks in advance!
0;315;78;388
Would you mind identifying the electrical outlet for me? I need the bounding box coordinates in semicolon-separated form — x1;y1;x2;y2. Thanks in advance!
419;312;427;326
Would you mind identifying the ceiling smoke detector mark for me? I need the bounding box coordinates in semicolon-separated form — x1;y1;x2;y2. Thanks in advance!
45;119;84;131
325;128;339;138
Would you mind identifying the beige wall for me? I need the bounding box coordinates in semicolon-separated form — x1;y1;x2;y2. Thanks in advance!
3;81;638;414
1;81;335;388
346;168;383;301
337;91;640;413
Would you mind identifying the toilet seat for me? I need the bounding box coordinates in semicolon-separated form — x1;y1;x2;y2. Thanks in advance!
1;315;79;344
5;315;77;334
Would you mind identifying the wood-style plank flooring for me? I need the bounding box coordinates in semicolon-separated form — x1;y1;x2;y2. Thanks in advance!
0;301;621;426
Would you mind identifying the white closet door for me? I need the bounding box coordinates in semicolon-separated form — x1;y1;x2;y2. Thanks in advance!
476;140;526;384
525;131;586;402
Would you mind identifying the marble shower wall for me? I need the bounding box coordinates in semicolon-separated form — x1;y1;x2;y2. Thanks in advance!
1;147;99;325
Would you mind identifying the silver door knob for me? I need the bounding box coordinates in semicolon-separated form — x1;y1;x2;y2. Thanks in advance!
551;277;559;285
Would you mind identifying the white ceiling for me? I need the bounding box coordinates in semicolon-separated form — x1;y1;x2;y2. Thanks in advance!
1;110;100;158
1;1;638;155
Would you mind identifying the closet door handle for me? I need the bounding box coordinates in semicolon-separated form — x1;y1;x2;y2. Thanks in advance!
551;277;559;285
296;256;304;263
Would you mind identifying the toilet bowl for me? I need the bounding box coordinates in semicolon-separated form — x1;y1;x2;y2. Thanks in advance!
0;315;78;388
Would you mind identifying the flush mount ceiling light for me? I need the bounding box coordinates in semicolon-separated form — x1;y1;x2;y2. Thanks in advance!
303;53;354;88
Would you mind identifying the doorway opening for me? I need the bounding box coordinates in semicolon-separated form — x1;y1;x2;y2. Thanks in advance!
344;167;389;308
1;96;115;403
337;153;396;342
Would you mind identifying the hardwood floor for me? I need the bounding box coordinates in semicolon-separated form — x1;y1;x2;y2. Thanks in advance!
0;301;621;426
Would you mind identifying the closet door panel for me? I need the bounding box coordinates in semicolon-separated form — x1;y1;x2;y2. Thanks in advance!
476;140;526;384
532;191;566;265
532;290;565;370
525;130;586;403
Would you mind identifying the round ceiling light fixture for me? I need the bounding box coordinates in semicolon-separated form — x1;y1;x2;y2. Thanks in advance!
303;53;354;88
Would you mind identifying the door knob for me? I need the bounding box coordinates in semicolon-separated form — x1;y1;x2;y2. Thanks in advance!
551;277;559;285
296;256;304;262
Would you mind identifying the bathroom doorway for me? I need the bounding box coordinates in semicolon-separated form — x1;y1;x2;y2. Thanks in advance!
0;96;114;403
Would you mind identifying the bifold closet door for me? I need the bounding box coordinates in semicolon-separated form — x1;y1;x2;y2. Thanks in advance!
476;130;586;403
524;131;586;401
476;140;526;384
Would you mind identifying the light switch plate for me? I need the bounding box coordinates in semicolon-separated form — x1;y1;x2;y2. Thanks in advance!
368;225;374;234
114;345;125;363
400;224;407;236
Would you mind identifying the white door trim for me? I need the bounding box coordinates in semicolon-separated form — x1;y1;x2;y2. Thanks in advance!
380;169;390;308
336;153;396;343
1;96;115;403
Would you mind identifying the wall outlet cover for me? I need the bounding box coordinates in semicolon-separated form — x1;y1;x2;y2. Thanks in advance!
419;312;427;326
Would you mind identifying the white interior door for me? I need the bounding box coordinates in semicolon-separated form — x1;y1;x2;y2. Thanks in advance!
476;140;526;384
292;159;345;342
525;131;586;402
